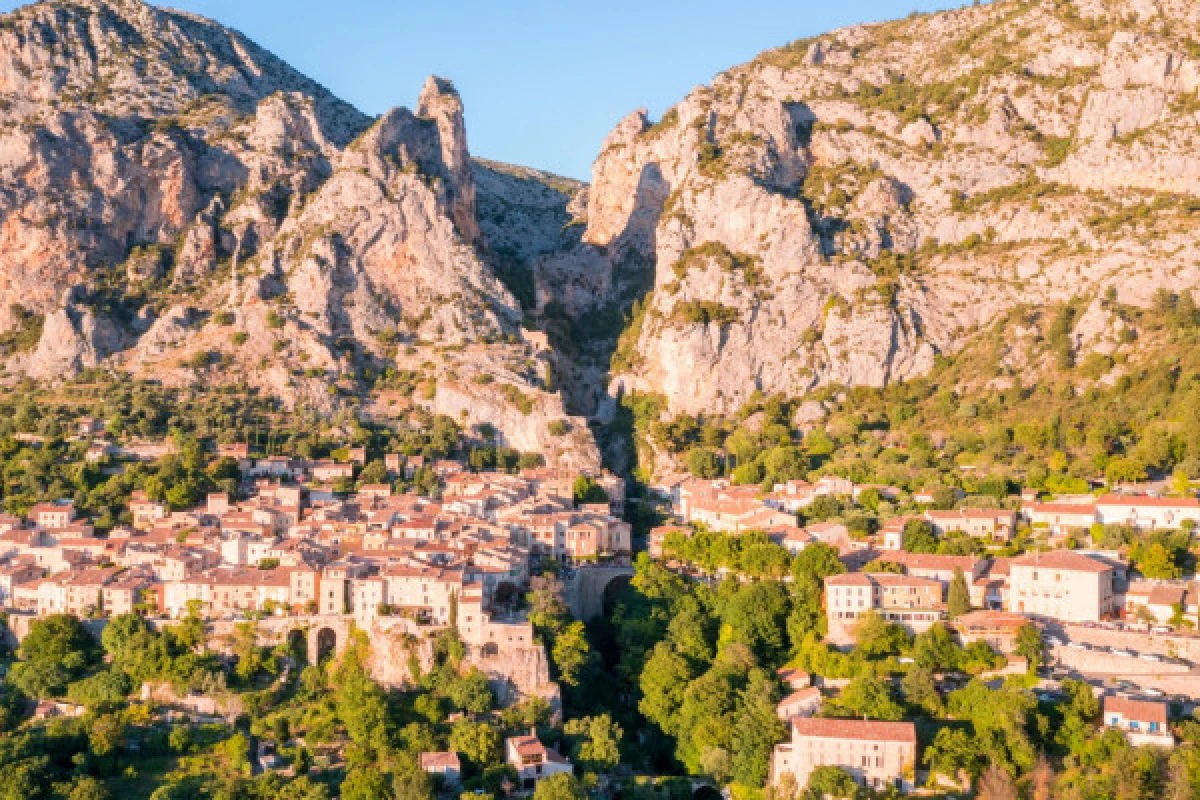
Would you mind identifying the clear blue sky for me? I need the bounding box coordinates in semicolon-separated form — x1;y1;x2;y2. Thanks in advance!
4;0;968;179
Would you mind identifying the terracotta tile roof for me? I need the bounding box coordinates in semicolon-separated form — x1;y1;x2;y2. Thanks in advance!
1104;696;1168;726
1146;585;1187;606
419;751;460;770
790;717;916;743
825;573;874;587
777;667;810;685
509;734;546;757
1011;550;1112;573
1096;494;1200;508
1025;502;1097;514
951;610;1028;630
885;551;982;572
926;509;1012;520
778;687;821;706
872;574;943;592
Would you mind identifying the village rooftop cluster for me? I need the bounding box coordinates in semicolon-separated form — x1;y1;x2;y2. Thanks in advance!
0;439;629;636
648;475;1200;793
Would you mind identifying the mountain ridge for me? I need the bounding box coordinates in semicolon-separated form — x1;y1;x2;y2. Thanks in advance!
0;0;601;470
2;0;1200;478
548;0;1200;420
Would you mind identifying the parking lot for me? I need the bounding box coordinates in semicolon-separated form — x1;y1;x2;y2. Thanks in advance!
1038;618;1200;661
1043;640;1200;704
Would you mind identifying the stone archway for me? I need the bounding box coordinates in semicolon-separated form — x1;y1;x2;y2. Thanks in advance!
313;626;337;664
565;565;636;621
602;573;632;618
286;628;308;665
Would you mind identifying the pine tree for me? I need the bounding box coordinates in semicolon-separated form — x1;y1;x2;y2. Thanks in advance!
947;566;971;618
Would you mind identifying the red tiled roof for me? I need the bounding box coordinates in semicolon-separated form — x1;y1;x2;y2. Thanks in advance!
777;667;810;685
1011;550;1111;573
509;735;546;757
885;552;982;572
778;687;821;707
1096;494;1200;509
790;717;916;743
419;751;461;770
825;573;873;586
926;509;1012;520
1025;503;1096;514
1104;696;1168;726
951;610;1028;631
1146;586;1187;606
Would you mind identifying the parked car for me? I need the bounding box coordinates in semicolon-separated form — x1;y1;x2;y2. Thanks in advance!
1151;625;1173;634
1142;688;1166;698
1138;653;1163;662
1111;648;1135;658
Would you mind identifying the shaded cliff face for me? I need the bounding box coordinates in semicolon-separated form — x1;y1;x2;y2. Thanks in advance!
571;0;1200;414
0;0;599;470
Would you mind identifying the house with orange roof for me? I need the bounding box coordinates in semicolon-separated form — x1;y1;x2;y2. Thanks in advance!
30;502;76;530
1096;494;1200;530
825;572;944;641
1104;696;1174;747
925;508;1016;541
505;730;573;790
1008;550;1117;622
1021;501;1097;534
950;610;1029;653
776;687;822;719
1124;581;1188;624
771;717;917;792
418;751;461;785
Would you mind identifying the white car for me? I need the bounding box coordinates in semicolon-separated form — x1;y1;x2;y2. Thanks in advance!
1138;653;1163;662
1111;648;1134;658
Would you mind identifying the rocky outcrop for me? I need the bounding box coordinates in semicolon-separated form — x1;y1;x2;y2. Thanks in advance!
416;76;480;245
19;290;123;379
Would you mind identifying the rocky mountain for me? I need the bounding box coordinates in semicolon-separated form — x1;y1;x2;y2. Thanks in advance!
552;0;1200;417
5;0;1200;473
0;0;598;469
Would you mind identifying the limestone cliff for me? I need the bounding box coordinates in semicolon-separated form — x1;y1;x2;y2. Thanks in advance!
8;0;1200;469
0;0;598;468
571;0;1200;414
